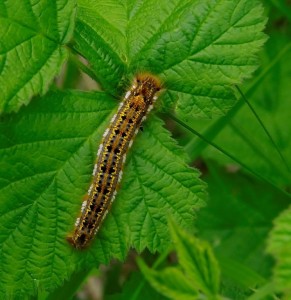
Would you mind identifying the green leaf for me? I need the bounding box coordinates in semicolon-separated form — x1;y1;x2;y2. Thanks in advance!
138;222;220;299
190;32;291;186
268;0;291;21
0;90;206;297
0;0;269;297
196;162;289;297
75;0;267;118
267;205;291;296
107;271;167;300
74;0;126;95
246;282;276;300
169;220;221;297
121;120;206;253
218;257;266;290
138;222;221;299
197;161;287;271
46;269;92;300
0;0;76;113
138;262;198;300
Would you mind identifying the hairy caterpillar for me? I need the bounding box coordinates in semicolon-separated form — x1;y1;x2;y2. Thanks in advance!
67;73;162;249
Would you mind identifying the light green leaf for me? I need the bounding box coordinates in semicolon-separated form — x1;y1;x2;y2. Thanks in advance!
0;0;76;113
0;90;206;297
75;0;267;118
169;220;221;297
267;205;291;297
246;282;276;300
138;262;198;300
138;222;221;299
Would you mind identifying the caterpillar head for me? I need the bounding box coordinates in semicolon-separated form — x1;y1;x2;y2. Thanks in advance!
132;73;162;104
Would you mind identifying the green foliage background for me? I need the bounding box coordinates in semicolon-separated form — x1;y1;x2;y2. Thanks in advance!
0;0;290;299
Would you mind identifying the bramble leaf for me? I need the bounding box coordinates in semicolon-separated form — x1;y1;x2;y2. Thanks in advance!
138;221;221;299
76;0;267;118
138;264;198;300
0;0;76;113
0;0;269;297
0;90;206;297
267;206;291;297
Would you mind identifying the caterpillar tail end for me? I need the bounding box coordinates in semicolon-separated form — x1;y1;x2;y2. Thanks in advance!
66;235;77;248
66;234;88;250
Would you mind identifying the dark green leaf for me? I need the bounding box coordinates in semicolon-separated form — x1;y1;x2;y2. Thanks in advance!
138;222;221;299
197;162;289;297
267;206;291;296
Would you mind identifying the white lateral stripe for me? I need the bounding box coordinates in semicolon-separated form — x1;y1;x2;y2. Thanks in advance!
125;91;131;99
88;184;93;195
118;170;123;182
148;104;153;112
111;114;117;123
97;144;103;156
92;164;98;175
103;128;109;137
81;200;87;212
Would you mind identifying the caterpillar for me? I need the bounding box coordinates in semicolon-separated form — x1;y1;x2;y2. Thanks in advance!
67;73;162;249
